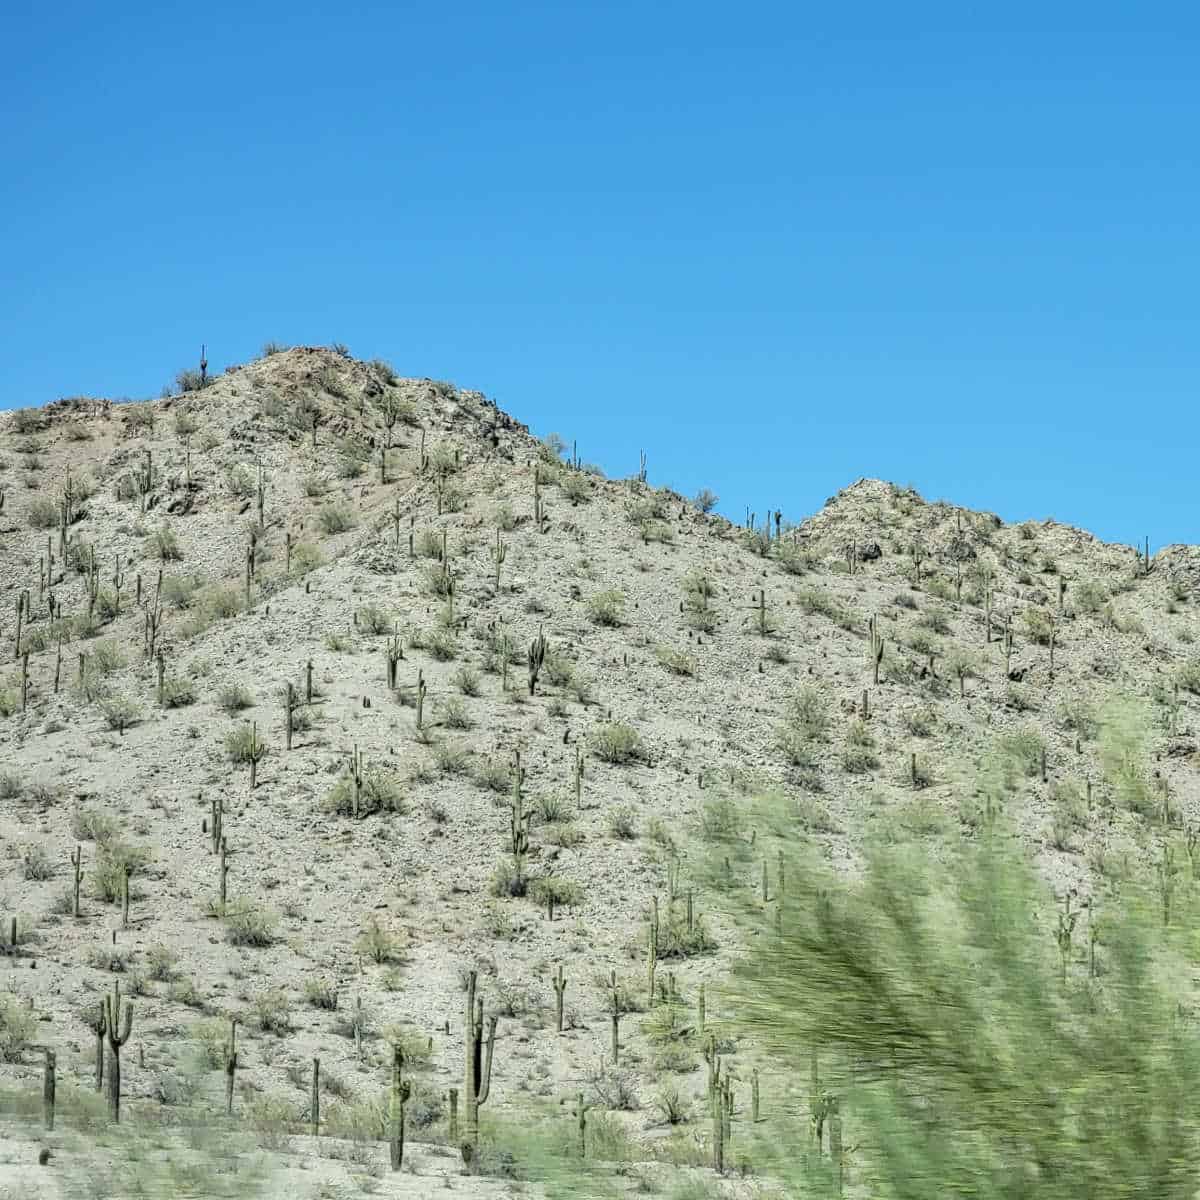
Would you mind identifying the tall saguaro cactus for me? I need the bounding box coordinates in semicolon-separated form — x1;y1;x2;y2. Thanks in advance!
462;970;498;1164
389;1043;411;1171
102;980;134;1122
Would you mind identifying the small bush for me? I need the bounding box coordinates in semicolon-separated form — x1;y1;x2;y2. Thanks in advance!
356;603;394;635
252;989;292;1034
591;723;642;765
441;696;474;730
304;978;339;1010
223;899;277;946
99;694;142;733
323;766;404;816
26;496;59;529
224;724;266;764
608;805;638;839
92;839;149;902
426;629;458;661
452;665;481;696
656;645;697;677
146;526;183;561
317;502;357;535
355;917;407;964
160;675;196;707
587;590;626;627
22;845;54;881
216;682;254;714
0;994;36;1062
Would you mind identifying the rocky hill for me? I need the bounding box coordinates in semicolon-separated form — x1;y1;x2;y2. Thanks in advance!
1;345;1197;1195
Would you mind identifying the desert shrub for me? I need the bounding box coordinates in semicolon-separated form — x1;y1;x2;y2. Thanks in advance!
451;665;481;696
778;685;831;766
693;488;719;513
289;541;324;576
1177;656;1200;696
901;706;936;738
99;694;142;733
160;675;196;707
473;758;511;794
317;502;357;534
561;473;593;504
356;603;394;635
999;727;1045;777
216;682;254;714
425;628;458;661
441;696;473;730
1022;607;1054;646
591;723;642;765
146;525;183;561
355;917;407;964
587;590;625;627
26;496;58;529
433;741;472;775
656;645;697;676
160;574;201;610
530;876;583;917
323;766;404;816
88;640;125;676
22;844;53;881
608;805;638;839
223;899;277;947
224;723;266;764
251;989;292;1034
92;839;149;902
0;995;36;1063
1073;578;1108;614
841;720;879;773
729;785;1200;1199
304;978;339;1010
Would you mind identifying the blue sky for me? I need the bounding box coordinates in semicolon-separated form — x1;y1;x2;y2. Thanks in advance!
4;3;1198;546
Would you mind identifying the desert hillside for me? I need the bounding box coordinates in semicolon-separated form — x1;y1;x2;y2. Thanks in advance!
1;345;1197;1195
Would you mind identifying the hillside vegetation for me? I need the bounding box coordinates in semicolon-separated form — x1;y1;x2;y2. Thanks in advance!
1;345;1197;1196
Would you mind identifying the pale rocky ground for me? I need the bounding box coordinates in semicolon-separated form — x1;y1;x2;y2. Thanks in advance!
0;346;1197;1196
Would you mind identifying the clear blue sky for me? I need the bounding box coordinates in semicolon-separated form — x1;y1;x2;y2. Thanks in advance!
4;3;1198;547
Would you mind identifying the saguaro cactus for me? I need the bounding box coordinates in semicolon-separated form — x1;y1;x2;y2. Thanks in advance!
528;628;547;695
71;845;83;917
389;1043;411;1171
868;616;885;684
224;1018;238;1115
102;980;134;1122
462;970;498;1163
43;1048;56;1131
552;963;567;1033
491;528;507;589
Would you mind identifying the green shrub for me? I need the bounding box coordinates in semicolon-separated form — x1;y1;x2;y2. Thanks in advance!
216;682;254;714
146;525;183;561
223;899;277;947
730;788;1200;1199
0;995;36;1062
356;603;394;635
92;839;149;902
587;590;625;627
591;723;642;765
225;724;266;764
323;766;404;816
355;917;407;964
26;496;59;529
160;675;196;707
656;645;697;676
317;502;357;534
99;694;142;733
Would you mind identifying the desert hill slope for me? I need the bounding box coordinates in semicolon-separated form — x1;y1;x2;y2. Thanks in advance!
1;345;1198;1191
